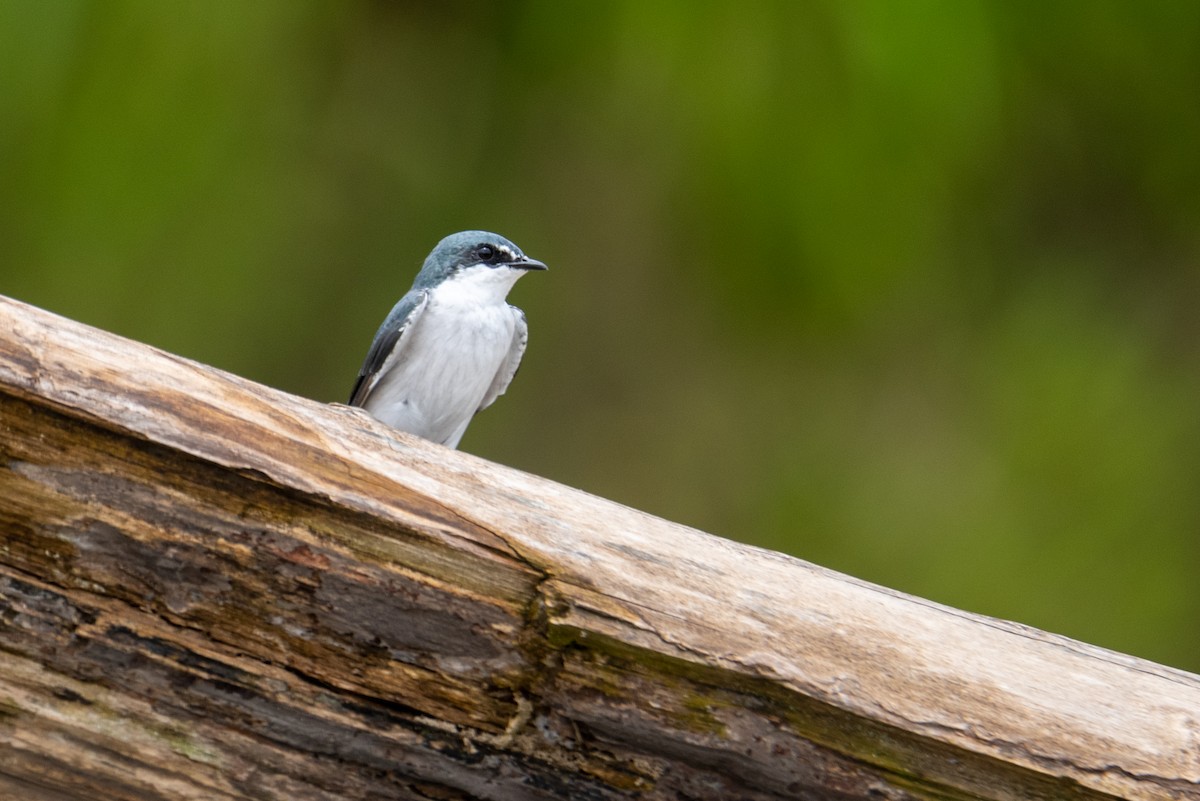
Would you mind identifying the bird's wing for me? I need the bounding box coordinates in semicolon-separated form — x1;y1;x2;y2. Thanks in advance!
477;307;529;413
348;289;430;406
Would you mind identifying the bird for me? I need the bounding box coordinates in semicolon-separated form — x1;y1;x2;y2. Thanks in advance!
348;230;547;449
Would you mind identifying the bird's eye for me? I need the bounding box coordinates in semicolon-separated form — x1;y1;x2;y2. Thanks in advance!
476;245;496;262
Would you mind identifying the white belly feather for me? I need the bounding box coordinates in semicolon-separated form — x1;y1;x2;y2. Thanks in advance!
363;272;522;447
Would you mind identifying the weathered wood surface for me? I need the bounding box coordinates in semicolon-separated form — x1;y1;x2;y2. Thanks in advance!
0;292;1196;801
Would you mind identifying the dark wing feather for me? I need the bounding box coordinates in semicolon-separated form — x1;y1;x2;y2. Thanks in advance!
348;289;430;406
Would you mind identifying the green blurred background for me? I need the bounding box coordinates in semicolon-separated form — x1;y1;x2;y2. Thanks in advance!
3;1;1198;671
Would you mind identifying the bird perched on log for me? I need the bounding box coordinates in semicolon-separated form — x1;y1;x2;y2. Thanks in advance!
348;230;547;449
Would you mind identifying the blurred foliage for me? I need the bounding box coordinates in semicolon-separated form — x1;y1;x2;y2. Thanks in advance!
2;1;1198;671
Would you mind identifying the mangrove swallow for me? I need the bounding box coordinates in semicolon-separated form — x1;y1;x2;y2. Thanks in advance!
348;230;547;449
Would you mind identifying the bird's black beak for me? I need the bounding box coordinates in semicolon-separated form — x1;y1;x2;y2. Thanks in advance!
514;257;548;271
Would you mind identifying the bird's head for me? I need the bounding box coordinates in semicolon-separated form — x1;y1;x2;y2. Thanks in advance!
414;231;547;290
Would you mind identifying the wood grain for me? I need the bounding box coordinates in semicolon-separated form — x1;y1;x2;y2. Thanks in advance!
0;294;1196;800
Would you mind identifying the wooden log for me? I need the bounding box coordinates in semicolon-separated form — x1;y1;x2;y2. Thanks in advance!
0;292;1196;801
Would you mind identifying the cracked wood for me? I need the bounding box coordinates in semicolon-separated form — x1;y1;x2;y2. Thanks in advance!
0;293;1198;801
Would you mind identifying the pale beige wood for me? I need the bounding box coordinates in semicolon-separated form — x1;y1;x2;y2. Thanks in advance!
0;293;1196;800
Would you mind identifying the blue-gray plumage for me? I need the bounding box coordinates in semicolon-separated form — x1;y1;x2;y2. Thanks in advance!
348;231;547;448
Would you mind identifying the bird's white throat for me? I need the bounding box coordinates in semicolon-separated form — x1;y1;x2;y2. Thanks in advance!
432;265;525;307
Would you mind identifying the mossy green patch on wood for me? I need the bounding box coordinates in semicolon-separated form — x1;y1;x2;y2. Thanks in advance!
154;723;222;766
0;696;23;719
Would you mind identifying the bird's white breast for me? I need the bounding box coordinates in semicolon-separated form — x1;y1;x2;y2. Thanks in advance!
363;267;524;445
